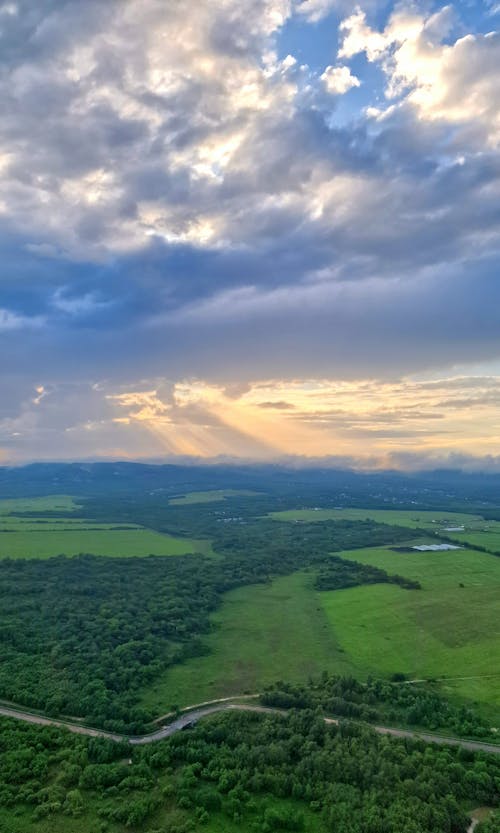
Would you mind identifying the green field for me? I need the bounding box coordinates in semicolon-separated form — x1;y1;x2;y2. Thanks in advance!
169;489;259;505
0;527;213;559
0;495;213;559
321;545;500;719
271;506;483;529
272;505;500;557
140;570;353;713
0;495;80;514
445;528;500;554
141;543;500;722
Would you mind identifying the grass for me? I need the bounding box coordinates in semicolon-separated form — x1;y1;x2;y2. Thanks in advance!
270;507;483;528
140;543;500;723
169;489;259;505
139;570;353;712
0;495;80;514
0;494;214;559
445;529;500;553
320;545;500;720
0;527;213;559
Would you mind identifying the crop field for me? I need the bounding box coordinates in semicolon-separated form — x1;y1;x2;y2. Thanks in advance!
169;489;259;504
140;570;353;712
0;495;213;559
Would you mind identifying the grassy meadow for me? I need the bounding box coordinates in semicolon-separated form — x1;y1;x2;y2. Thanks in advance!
445;528;500;554
169;489;259;504
0;495;213;559
321;545;500;719
140;570;353;713
0;495;80;514
270;507;484;529
141;541;500;722
271;506;500;555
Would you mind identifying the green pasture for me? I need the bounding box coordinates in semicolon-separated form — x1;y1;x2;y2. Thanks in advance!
0;495;80;514
271;505;500;557
445;528;500;554
321;545;500;719
270;507;483;529
169;489;259;505
141;543;500;721
0;527;213;559
140;570;352;712
0;494;214;559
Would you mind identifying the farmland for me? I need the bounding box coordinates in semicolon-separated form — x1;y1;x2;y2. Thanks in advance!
270;506;484;529
0;495;213;559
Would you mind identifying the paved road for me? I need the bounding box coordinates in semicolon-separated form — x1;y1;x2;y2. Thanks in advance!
1;701;499;755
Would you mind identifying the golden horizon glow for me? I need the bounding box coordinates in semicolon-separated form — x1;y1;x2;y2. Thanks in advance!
102;374;500;466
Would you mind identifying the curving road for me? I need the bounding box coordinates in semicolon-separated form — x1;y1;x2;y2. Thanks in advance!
0;701;499;754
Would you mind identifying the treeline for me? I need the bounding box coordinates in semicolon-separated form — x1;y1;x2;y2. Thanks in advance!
261;674;495;741
314;555;421;591
0;517;420;731
0;708;498;833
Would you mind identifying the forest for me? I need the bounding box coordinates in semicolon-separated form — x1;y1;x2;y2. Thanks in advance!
261;675;494;741
0;705;498;833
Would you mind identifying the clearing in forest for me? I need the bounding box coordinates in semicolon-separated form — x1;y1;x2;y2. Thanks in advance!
169;489;260;505
0;495;212;559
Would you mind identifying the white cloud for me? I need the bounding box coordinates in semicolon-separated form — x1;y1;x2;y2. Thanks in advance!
294;0;339;22
321;64;360;94
0;0;300;258
339;6;500;146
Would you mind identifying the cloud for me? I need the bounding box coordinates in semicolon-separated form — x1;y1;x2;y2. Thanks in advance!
0;0;499;463
294;0;342;22
321;65;361;94
4;372;500;467
0;308;44;331
257;400;296;409
339;6;500;146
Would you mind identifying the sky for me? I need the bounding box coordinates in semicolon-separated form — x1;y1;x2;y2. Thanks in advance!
1;0;500;469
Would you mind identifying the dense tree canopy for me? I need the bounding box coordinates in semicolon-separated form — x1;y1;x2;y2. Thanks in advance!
0;708;498;833
261;675;494;741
